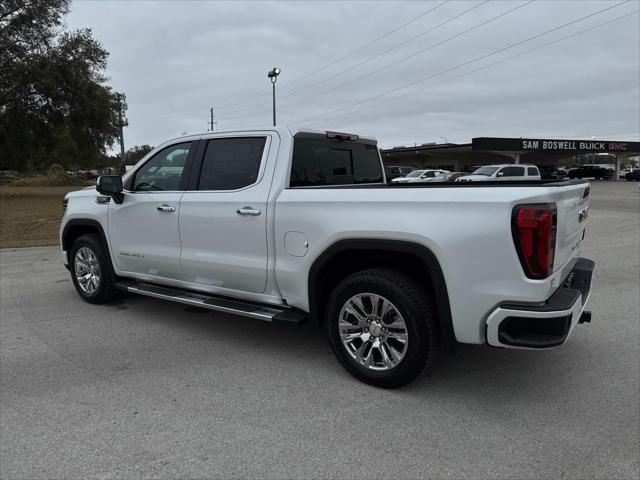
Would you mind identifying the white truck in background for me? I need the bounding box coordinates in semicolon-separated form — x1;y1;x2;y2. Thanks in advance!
457;164;542;181
60;126;594;387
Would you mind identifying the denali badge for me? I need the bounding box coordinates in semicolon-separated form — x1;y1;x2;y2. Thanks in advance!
120;251;145;258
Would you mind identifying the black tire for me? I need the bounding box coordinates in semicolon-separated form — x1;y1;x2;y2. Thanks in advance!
69;233;121;304
326;268;440;388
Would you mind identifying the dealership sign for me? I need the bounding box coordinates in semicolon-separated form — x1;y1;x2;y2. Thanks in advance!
472;137;640;153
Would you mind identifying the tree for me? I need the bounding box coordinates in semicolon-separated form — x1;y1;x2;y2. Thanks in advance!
126;144;154;165
0;0;119;172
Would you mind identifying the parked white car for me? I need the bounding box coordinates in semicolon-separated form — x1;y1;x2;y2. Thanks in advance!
60;127;593;388
457;164;541;182
421;171;450;182
391;169;449;183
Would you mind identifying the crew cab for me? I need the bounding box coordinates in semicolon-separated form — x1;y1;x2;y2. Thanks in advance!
60;127;594;388
457;164;541;181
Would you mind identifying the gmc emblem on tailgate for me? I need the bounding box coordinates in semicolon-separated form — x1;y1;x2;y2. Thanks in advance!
578;206;589;223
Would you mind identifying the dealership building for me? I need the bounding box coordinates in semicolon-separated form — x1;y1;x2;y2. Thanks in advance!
380;137;640;177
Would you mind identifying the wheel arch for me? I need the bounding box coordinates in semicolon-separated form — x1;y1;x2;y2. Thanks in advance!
62;219;112;267
308;239;458;352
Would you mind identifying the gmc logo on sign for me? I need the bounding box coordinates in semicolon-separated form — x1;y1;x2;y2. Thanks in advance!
608;143;628;151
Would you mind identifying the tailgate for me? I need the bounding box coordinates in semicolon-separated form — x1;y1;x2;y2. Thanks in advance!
553;183;591;272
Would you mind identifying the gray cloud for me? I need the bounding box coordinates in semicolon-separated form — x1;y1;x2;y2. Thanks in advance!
66;0;640;150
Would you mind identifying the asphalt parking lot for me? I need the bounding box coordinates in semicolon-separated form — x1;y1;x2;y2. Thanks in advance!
1;181;638;479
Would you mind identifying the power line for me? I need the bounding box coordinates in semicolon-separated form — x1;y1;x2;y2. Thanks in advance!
218;0;482;115
223;0;535;121
222;0;497;118
214;1;449;112
320;11;639;125
297;1;634;125
320;15;639;125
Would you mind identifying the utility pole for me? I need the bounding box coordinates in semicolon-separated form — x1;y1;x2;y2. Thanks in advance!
208;107;217;131
115;93;128;175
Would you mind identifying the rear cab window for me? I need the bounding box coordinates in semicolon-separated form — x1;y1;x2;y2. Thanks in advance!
289;133;383;187
500;166;525;176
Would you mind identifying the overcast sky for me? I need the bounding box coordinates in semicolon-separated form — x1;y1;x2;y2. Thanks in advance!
66;0;640;150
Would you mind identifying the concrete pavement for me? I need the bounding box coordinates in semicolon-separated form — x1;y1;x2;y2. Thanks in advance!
1;181;638;479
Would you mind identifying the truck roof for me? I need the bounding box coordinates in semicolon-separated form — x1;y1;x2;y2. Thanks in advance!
164;126;378;144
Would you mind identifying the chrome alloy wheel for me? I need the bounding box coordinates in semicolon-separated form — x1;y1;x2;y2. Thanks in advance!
74;247;101;294
338;293;409;371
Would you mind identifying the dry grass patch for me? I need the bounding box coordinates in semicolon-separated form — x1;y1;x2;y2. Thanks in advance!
0;185;91;248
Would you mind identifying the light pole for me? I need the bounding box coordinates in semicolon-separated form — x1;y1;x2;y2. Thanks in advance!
267;67;281;126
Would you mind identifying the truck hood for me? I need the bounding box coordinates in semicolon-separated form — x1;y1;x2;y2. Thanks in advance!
65;185;97;198
391;177;415;183
402;177;426;183
457;175;492;181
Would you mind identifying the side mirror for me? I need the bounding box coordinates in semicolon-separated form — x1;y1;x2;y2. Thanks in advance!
497;172;505;177
97;175;124;204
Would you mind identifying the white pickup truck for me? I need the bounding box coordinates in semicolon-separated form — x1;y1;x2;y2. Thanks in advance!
60;127;594;387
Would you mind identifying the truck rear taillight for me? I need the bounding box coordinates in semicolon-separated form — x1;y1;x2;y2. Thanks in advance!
512;203;557;279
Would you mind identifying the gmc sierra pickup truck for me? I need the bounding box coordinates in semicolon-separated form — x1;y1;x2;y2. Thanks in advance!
60;127;594;387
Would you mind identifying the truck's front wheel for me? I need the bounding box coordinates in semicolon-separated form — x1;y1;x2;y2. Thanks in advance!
326;268;439;388
70;234;120;304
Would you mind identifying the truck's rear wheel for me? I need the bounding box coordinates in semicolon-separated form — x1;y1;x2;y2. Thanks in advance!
70;234;120;304
326;268;439;388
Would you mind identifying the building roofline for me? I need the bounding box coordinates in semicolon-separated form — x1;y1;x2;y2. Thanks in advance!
381;143;471;153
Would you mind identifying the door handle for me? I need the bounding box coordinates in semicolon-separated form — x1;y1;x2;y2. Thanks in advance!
157;204;176;212
236;206;261;216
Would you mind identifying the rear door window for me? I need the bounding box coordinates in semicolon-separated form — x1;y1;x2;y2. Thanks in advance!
527;167;539;176
198;137;266;191
290;138;383;187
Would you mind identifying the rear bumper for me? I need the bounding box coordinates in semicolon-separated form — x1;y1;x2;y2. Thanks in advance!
486;258;594;349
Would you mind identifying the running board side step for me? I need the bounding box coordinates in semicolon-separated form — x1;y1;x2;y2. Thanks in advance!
116;281;306;324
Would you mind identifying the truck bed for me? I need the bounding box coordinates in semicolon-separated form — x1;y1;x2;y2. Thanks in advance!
288;179;590;189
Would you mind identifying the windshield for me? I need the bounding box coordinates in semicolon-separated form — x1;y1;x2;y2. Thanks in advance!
472;166;499;176
405;170;424;178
